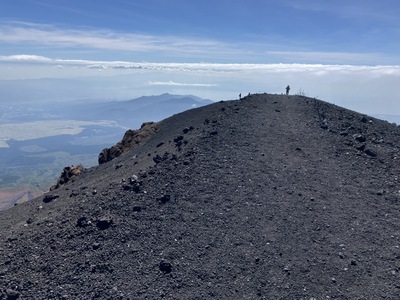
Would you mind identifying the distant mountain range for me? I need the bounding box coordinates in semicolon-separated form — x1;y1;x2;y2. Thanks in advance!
61;93;213;128
0;94;213;210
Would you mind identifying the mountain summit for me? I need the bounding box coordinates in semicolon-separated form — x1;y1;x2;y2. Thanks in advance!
1;94;399;299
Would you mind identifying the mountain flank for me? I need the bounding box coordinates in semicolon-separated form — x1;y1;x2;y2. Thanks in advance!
1;93;399;299
0;93;212;211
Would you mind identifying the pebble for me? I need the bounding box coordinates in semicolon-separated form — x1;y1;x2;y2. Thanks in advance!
159;261;172;273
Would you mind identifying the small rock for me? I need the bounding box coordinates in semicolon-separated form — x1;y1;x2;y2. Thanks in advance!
96;216;113;230
153;155;163;164
174;135;184;143
353;134;366;143
210;131;218;136
158;194;171;204
365;149;377;157
77;217;89;228
159;261;172;273
43;194;59;203
283;266;290;272
320;119;328;129
5;289;20;300
132;206;142;212
356;144;366;151
92;242;101;250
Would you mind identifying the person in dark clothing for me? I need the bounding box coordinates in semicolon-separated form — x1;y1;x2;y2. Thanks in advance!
285;85;290;95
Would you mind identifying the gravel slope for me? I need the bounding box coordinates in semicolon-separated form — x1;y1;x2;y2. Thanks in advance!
1;94;400;299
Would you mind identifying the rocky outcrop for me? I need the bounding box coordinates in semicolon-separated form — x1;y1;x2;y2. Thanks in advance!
50;165;84;191
98;122;158;164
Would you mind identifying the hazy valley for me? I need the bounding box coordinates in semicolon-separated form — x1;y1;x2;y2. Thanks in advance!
0;94;212;210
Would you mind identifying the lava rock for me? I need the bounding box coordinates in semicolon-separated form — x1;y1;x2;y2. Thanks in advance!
5;289;20;300
43;194;60;203
77;217;89;228
96;216;113;230
365;149;377;157
354;134;366;143
158;194;171;204
159;261;172;273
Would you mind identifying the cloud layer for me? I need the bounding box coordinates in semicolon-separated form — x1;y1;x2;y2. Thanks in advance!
2;54;400;77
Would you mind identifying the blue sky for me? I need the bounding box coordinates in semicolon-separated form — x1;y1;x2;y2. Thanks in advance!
0;0;400;115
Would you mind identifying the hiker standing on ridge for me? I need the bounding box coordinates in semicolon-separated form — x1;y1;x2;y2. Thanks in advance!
285;85;290;95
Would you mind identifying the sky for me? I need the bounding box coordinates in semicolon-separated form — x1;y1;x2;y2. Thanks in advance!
0;0;400;115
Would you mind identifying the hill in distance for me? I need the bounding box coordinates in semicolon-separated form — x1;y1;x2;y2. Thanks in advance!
1;93;400;299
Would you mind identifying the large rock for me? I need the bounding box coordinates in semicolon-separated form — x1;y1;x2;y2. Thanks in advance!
50;165;84;191
98;122;158;164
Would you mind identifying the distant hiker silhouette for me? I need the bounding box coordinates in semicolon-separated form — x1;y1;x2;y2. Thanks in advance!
285;85;290;95
239;93;242;100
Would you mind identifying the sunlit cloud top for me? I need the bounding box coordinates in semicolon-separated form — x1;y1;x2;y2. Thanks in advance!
1;54;400;77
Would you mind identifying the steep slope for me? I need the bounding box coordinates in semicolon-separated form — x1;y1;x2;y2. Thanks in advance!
1;94;399;299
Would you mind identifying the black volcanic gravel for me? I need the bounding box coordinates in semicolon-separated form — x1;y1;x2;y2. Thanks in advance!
1;94;400;299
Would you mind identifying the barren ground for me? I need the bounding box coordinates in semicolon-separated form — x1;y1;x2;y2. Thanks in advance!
1;94;399;299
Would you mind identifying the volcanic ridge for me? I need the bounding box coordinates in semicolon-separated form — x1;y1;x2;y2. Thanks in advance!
1;93;400;299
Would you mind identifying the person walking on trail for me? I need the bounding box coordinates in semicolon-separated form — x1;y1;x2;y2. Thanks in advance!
239;93;242;100
285;85;290;95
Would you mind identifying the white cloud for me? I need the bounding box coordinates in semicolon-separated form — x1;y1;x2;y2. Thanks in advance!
266;51;390;65
0;22;230;57
1;54;400;78
0;54;52;62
